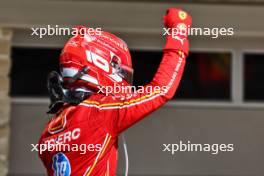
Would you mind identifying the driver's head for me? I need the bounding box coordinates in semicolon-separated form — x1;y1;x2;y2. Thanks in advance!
60;26;133;95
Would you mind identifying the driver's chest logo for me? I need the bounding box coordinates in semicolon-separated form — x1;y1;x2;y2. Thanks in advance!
48;107;74;134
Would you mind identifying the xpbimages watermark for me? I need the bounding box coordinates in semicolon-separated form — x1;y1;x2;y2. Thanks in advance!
97;83;169;97
31;25;102;38
163;26;234;39
31;143;102;155
32;128;102;155
162;140;234;155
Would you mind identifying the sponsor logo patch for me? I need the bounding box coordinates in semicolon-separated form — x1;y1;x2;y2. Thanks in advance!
48;107;74;134
179;11;187;20
52;152;71;176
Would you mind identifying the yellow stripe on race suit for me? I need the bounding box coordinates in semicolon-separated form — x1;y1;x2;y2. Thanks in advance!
85;134;111;176
82;90;161;108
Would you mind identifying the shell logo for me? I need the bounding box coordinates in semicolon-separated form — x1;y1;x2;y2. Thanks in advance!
48;106;74;134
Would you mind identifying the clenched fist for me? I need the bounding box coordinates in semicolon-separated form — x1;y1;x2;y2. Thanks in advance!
163;8;192;30
163;8;192;56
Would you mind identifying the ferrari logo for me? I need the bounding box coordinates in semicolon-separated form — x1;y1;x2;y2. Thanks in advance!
179;11;187;20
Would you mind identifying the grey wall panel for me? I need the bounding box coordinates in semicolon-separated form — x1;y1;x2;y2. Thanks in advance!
120;106;264;175
9;101;264;175
9;103;48;175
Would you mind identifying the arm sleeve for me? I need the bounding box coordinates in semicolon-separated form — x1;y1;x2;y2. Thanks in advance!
114;35;188;134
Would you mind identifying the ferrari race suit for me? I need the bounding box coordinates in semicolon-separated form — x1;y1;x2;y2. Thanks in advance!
38;9;191;176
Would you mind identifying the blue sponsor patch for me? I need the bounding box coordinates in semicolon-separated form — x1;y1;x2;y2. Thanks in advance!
52;152;71;176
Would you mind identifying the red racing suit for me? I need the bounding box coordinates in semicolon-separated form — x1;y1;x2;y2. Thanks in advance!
39;8;191;176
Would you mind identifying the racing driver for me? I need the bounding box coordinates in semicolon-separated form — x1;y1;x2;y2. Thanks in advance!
38;8;192;176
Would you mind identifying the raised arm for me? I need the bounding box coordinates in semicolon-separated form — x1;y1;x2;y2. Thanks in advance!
109;8;192;134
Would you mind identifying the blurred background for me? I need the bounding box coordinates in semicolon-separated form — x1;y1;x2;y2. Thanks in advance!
1;0;264;175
